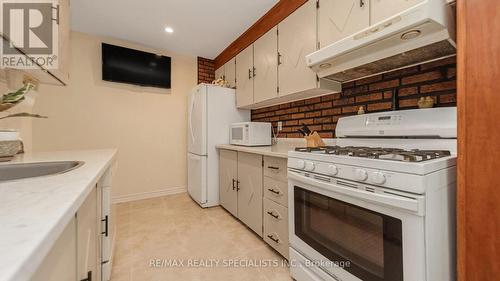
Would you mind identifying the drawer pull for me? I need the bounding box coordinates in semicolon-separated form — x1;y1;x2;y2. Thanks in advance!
267;234;280;244
267;211;280;219
267;188;281;195
232;179;236;190
267;166;280;170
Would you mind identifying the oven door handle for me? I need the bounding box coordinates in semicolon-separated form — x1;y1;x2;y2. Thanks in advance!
288;171;423;214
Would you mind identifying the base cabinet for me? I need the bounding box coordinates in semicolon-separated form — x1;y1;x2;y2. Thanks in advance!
219;150;263;237
31;218;77;281
31;167;113;281
77;187;100;281
264;198;289;259
219;150;238;217
237;152;264;236
219;149;290;258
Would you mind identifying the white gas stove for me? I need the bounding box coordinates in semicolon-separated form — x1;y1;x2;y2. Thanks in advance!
288;108;457;281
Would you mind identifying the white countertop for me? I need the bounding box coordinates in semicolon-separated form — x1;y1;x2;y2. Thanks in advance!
216;139;307;158
0;149;117;281
216;138;337;158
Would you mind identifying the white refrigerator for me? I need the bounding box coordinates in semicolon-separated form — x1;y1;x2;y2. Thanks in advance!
187;84;249;208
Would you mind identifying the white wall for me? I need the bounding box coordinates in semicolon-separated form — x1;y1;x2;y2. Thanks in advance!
32;31;197;200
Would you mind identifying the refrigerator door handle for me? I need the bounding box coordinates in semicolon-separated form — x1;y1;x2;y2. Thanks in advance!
188;94;196;145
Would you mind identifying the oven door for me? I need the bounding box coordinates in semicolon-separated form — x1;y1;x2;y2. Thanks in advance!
288;170;426;281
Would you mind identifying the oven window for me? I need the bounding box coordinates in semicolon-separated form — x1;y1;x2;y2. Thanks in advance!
231;127;243;140
294;186;403;281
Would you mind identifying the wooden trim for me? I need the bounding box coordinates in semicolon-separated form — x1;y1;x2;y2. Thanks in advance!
214;0;308;69
457;0;500;280
456;0;466;280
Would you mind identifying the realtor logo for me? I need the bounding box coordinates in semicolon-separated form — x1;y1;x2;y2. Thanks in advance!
1;0;59;69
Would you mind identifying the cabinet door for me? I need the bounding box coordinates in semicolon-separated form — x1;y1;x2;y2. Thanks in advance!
219;150;238;217
253;26;278;103
236;44;254;107
278;0;317;97
318;0;370;48
237;152;263;237
370;0;424;24
215;65;225;80
225;57;236;88
52;0;70;84
77;187;99;281
31;218;77;281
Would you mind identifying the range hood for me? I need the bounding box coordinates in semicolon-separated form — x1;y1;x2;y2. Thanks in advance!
306;0;456;82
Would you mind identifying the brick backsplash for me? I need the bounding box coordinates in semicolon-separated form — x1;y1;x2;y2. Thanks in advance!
252;56;457;138
197;57;215;84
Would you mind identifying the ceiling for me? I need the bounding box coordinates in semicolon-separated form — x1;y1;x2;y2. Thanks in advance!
71;0;278;59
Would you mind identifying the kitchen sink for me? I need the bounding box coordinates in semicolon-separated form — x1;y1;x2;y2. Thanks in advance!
0;161;84;182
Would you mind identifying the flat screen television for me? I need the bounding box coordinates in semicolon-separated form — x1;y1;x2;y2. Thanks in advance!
101;43;171;89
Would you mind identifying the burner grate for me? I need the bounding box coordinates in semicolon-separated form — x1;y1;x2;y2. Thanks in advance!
294;146;451;162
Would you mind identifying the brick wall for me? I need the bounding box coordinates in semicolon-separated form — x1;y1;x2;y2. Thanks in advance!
197;57;215;84
252;56;457;138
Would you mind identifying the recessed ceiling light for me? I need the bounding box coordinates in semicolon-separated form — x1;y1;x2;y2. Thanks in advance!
164;27;174;34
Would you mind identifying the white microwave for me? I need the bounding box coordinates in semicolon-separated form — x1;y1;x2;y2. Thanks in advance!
230;122;272;146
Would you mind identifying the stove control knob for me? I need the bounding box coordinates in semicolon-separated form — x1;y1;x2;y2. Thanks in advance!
294;160;306;169
328;165;338;176
304;161;315;171
355;169;368;181
371;172;387;185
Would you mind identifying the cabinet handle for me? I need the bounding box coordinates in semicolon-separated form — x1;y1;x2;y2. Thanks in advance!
80;271;92;281
232;179;236;190
253;67;256;77
248;69;252;79
236;180;240;191
267;166;280;170
51;5;60;25
267;188;281;195
360;0;365;7
267;211;280;219
267;234;280;244
277;52;282;65
101;215;108;237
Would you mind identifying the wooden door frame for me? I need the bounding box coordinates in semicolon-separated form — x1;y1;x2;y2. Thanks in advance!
457;0;500;280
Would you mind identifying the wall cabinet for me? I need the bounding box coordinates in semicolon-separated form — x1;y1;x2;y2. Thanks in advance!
51;0;71;84
225;0;425;108
215;58;236;88
370;0;425;24
0;0;70;86
278;0;318;97
236;44;254;107
225;57;236;88
234;1;340;109
219;150;263;237
318;0;370;49
253;27;278;103
215;66;224;81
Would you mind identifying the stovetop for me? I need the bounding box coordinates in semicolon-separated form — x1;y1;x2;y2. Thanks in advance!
294;146;451;163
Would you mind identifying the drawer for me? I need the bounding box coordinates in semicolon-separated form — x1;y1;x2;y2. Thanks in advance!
263;156;287;182
264;176;288;207
263;198;289;259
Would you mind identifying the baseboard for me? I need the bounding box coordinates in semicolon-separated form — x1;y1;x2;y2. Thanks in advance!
111;186;186;203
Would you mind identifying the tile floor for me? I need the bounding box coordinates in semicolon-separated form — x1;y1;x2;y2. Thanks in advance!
111;193;292;281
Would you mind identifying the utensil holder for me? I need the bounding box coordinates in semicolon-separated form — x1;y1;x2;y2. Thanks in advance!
304;132;326;148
